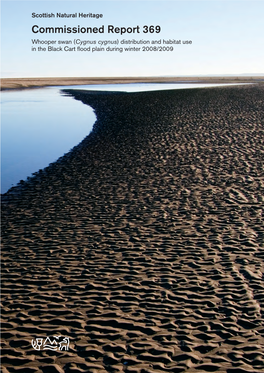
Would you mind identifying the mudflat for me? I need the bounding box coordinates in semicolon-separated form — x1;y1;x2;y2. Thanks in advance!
1;85;264;372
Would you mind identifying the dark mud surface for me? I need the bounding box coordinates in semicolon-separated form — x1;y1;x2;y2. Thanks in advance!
2;85;264;372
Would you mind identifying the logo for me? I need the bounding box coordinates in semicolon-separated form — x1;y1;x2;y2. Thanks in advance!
31;336;69;351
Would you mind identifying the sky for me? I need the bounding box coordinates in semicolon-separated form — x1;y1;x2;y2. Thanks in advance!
1;0;264;78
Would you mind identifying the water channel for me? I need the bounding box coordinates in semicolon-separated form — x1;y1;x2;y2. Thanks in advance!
1;82;245;193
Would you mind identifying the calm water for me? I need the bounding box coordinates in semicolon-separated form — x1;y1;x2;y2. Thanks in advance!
1;82;245;193
1;87;96;193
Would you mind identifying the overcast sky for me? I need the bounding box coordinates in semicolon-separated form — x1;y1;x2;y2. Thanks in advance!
1;0;264;77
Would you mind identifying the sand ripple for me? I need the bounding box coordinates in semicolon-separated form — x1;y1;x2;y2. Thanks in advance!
2;85;264;372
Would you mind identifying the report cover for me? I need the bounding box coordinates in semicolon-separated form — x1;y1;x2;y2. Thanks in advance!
1;1;264;373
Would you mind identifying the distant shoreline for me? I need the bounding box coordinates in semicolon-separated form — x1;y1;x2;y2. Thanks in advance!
1;76;264;90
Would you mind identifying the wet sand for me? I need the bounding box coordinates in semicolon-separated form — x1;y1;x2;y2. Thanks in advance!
1;84;264;372
1;76;264;90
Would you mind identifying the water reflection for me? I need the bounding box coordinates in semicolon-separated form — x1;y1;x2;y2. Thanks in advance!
1;87;96;193
56;82;246;92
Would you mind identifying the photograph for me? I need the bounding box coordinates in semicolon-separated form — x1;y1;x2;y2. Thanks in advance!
1;1;264;372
